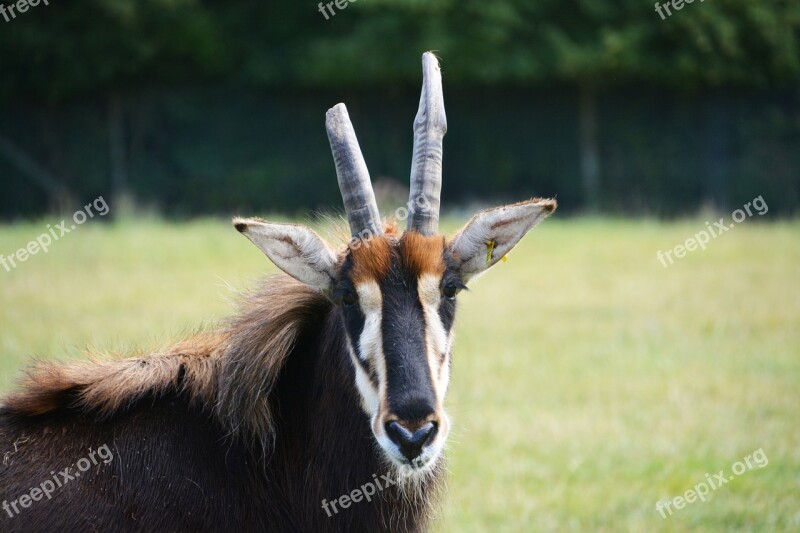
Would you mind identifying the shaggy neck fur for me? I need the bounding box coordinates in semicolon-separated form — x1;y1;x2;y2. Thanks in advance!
2;275;444;531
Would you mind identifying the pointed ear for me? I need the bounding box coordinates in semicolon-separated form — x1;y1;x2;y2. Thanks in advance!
233;217;339;294
448;198;556;283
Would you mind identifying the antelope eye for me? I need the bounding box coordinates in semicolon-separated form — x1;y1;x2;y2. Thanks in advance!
442;284;459;299
341;292;358;307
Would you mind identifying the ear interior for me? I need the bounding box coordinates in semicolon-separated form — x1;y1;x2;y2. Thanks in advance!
448;198;556;282
233;217;339;293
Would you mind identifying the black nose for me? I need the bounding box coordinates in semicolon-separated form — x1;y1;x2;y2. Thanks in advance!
385;421;437;461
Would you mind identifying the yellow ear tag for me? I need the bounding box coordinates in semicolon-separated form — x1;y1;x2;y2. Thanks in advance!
486;240;496;264
501;254;508;262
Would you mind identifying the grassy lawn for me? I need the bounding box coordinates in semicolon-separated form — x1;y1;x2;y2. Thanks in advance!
1;216;798;531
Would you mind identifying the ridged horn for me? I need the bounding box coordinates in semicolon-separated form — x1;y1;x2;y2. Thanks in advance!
325;103;382;238
408;52;447;236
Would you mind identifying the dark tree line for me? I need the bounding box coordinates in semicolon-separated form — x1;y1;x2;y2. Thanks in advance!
0;0;798;217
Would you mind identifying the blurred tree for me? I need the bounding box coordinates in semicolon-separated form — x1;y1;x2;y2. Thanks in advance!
292;0;800;208
0;0;797;214
3;0;797;98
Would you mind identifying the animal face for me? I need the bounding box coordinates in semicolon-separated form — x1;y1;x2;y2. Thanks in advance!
232;51;556;473
234;198;556;471
334;231;458;469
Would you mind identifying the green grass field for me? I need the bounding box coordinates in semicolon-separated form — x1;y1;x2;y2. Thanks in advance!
1;217;798;531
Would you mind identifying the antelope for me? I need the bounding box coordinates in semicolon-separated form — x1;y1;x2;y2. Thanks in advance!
0;53;555;532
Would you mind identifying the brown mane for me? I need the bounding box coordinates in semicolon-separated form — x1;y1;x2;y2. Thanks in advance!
3;223;452;427
0;268;442;532
3;275;330;449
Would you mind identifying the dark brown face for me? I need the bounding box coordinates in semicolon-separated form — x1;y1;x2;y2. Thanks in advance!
332;231;465;471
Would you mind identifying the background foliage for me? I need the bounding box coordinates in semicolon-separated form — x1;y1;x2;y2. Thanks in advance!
0;0;798;217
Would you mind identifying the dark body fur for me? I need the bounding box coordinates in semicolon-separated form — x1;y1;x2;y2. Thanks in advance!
0;276;442;532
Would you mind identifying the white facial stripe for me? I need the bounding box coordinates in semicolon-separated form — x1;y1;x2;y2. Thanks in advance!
417;273;452;403
354;281;387;416
417;272;442;307
348;276;452;473
353;363;379;414
438;331;455;395
357;280;382;311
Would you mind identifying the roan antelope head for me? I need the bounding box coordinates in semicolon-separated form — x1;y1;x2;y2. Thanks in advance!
234;53;556;473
